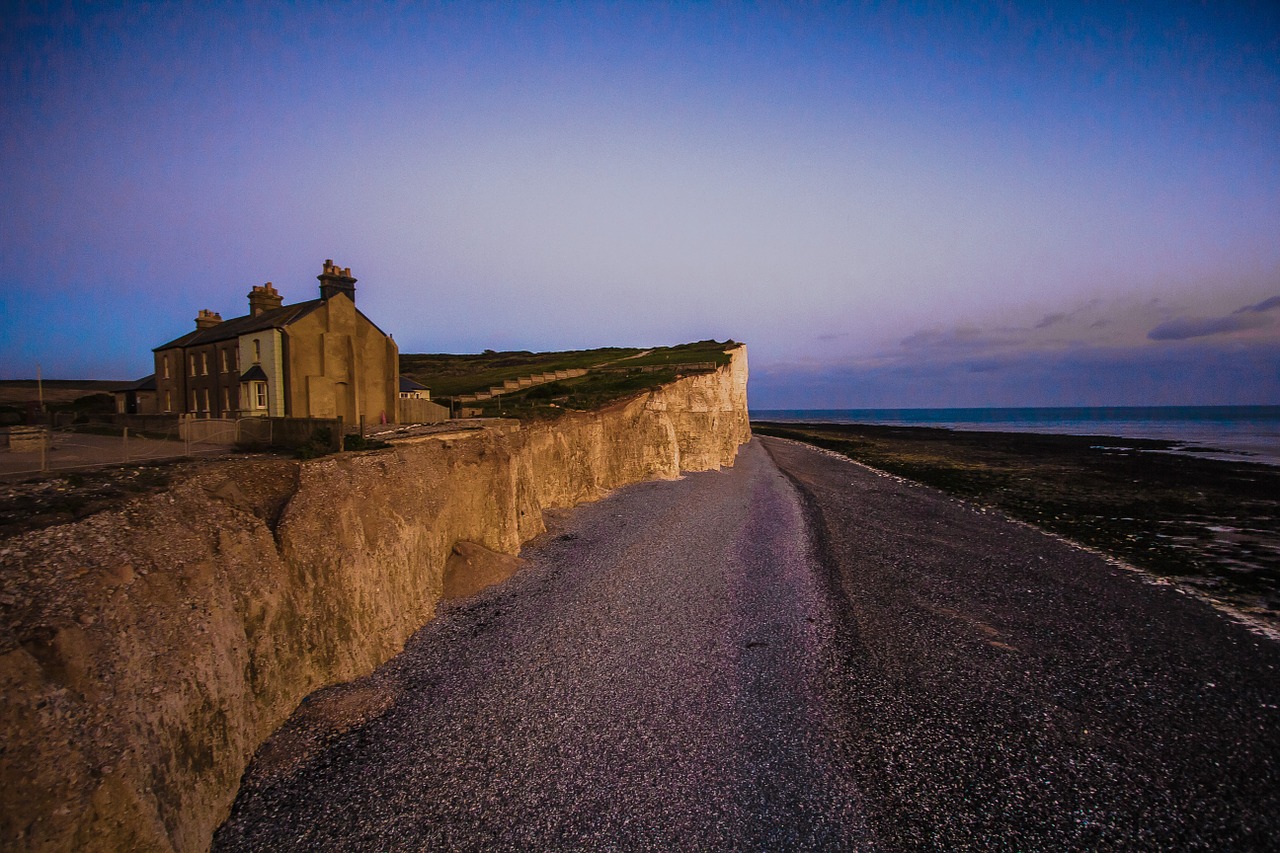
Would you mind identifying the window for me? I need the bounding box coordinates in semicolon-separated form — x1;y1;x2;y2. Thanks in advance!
253;339;262;363
189;356;196;376
201;389;210;412
201;353;209;375
165;391;172;412
163;356;170;379
254;382;267;410
190;391;196;411
221;350;229;372
223;387;231;413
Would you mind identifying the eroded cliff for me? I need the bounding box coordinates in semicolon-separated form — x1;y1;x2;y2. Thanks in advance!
0;347;749;852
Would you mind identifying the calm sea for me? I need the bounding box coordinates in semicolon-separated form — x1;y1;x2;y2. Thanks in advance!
753;406;1280;467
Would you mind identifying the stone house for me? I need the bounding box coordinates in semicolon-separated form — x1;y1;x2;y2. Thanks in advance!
152;260;399;425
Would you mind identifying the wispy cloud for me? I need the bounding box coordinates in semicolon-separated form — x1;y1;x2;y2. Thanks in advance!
754;291;1280;408
1236;295;1280;314
751;342;1280;408
1147;294;1279;341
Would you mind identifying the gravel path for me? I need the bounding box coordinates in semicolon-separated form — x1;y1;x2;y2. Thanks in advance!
214;437;1280;851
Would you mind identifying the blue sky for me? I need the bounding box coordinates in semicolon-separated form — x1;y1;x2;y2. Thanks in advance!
3;1;1278;407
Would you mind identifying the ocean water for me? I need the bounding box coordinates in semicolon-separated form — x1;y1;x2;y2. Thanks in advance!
753;406;1280;467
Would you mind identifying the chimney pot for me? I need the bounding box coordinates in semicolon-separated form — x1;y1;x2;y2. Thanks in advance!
248;281;284;316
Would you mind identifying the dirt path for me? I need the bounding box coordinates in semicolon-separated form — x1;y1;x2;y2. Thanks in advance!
214;437;1280;851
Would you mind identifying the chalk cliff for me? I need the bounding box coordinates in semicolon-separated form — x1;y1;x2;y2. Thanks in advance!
0;347;749;851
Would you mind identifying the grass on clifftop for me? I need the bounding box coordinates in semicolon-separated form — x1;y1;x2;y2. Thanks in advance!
402;340;736;418
754;421;1280;620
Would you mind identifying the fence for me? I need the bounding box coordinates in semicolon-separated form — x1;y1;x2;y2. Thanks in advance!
0;415;342;479
399;397;450;424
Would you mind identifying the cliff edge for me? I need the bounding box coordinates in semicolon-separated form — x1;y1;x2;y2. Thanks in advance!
0;346;749;852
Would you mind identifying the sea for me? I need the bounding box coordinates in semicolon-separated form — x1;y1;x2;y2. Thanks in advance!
753;405;1280;467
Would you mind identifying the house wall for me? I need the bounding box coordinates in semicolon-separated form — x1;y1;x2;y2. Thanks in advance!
213;343;241;416
153;349;185;415
238;330;286;417
284;295;398;427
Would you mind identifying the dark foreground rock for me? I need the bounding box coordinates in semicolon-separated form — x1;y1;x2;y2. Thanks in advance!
215;437;1280;851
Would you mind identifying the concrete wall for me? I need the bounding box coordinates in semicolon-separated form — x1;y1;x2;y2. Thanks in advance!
0;346;748;852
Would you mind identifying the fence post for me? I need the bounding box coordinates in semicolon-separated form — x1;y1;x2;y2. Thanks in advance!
123;427;129;463
39;430;48;473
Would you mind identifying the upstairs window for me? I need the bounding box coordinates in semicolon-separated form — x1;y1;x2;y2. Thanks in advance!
253;339;262;363
200;353;209;375
163;356;170;379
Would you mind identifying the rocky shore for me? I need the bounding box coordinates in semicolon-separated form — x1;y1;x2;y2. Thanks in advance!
754;421;1280;637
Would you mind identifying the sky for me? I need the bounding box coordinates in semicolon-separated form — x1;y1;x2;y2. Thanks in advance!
2;1;1278;408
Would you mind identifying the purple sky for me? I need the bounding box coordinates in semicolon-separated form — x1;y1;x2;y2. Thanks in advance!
3;2;1278;407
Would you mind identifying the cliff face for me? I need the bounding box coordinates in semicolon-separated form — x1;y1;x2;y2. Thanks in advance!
0;347;750;852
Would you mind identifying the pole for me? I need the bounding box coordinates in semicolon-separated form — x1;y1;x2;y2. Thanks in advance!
123;427;129;463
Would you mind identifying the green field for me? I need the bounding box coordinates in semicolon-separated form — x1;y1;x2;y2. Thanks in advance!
402;340;736;418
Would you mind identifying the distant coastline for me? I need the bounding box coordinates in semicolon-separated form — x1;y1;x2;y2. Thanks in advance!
752;405;1280;467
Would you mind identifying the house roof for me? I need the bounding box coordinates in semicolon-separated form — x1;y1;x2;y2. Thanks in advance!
153;299;326;351
399;376;428;392
113;374;156;392
240;365;269;383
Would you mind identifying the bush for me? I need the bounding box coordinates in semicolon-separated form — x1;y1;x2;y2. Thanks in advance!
295;427;334;459
343;434;391;452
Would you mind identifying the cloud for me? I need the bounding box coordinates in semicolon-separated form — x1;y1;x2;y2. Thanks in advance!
1034;312;1067;329
1236;295;1280;314
816;332;849;341
749;342;1280;409
1147;296;1279;341
1147;314;1269;341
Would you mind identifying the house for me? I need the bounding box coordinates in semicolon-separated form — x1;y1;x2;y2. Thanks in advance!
398;377;430;400
112;375;158;414
152;260;399;426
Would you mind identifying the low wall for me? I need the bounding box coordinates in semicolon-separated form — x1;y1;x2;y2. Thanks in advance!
0;346;749;851
5;426;50;452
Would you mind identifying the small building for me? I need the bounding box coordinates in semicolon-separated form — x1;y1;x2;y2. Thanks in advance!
112;375;158;415
398;377;430;400
152;260;399;425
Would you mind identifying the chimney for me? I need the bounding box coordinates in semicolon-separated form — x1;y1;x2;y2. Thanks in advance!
317;259;357;303
248;282;283;316
195;309;223;330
